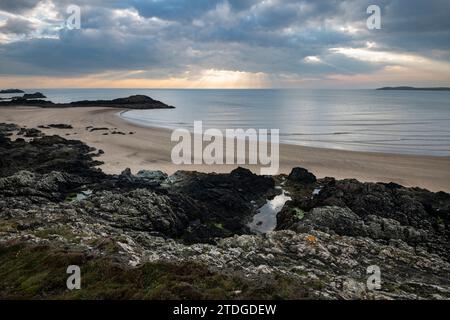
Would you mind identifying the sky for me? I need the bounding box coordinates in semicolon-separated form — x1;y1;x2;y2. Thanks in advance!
0;0;449;89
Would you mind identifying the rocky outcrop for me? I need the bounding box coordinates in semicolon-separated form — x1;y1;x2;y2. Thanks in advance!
278;206;429;244
17;127;43;137
12;92;46;100
0;125;104;179
278;171;450;262
0;130;449;299
47;124;73;129
0;89;24;94
0;95;174;109
288;167;317;184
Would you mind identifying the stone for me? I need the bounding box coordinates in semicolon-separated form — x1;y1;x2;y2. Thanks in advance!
288;167;317;184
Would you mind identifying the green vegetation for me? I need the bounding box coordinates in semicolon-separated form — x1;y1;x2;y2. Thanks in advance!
64;193;77;202
0;244;316;300
33;226;80;242
293;208;305;220
213;222;224;230
0;220;18;232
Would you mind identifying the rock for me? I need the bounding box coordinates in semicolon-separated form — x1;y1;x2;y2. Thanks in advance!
80;188;191;237
1;125;449;299
136;170;168;183
278;206;365;235
0;130;104;179
17;128;43;137
47;124;73;129
74;94;175;109
12;92;46;100
0;170;86;202
23;92;46;99
288;167;317;184
278;206;429;245
280;177;450;261
89;127;109;132
0;89;24;94
0;123;19;133
0;95;175;109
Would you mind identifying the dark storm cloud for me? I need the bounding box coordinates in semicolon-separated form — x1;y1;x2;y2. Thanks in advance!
129;0;218;21
0;0;41;13
0;0;449;81
370;0;450;52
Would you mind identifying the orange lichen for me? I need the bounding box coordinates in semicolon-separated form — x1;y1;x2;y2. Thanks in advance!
305;235;317;244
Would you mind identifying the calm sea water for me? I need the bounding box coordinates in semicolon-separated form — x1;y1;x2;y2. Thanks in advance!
26;88;450;156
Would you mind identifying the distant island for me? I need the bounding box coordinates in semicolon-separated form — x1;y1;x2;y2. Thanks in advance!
12;92;47;100
377;86;450;91
0;94;175;109
0;89;25;94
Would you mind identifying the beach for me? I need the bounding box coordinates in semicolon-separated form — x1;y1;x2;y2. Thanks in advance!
1;105;449;192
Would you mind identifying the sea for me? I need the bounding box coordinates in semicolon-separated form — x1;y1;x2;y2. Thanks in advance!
16;88;450;156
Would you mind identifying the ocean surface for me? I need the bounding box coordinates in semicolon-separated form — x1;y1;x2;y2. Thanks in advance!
22;88;450;156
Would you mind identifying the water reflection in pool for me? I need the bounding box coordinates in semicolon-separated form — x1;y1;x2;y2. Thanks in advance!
248;190;292;234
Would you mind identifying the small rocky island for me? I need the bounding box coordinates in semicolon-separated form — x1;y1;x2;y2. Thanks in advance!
0;94;175;109
0;89;24;94
0;123;449;299
14;92;47;99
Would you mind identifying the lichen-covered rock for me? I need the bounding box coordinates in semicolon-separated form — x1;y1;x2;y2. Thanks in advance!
282;177;450;261
1;126;449;299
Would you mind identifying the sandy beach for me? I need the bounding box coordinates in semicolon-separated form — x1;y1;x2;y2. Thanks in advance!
1;106;449;192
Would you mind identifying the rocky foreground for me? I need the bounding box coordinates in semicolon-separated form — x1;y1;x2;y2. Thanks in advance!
0;123;449;300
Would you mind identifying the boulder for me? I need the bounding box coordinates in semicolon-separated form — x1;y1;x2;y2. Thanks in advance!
288;167;317;184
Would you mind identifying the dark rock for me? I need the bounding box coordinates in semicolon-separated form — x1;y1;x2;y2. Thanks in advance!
1;125;450;299
48;124;73;129
17;127;43;137
0;131;104;179
0;123;19;134
0;170;87;203
166;167;276;242
288;167;317;184
12;92;46;100
0;95;174;109
23;92;46;99
0;89;24;94
136;170;167;183
279;177;450;261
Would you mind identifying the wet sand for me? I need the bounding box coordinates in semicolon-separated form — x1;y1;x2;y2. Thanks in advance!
1;106;449;192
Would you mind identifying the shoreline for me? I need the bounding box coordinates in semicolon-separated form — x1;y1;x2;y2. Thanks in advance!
1;106;449;192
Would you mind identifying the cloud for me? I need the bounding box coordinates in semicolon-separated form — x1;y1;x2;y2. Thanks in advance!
0;16;35;35
0;0;449;88
0;0;41;14
304;56;322;63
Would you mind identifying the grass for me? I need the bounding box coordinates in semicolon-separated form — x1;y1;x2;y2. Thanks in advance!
0;220;18;232
33;226;80;242
0;243;317;300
